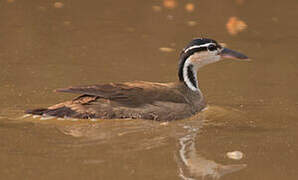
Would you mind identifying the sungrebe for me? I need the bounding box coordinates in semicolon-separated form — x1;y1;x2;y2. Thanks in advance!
26;38;248;121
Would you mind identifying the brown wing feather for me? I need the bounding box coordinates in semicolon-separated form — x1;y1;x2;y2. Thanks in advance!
55;83;140;99
55;81;187;107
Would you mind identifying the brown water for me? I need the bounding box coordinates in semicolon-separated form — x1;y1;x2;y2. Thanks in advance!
1;0;298;179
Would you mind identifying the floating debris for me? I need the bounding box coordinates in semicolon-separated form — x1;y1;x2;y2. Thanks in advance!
185;3;195;12
163;0;177;9
166;15;174;20
63;21;71;26
227;151;244;160
226;17;247;35
54;2;64;8
187;21;197;27
152;5;162;12
159;47;175;52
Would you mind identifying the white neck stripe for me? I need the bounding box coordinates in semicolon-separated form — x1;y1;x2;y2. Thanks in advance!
184;43;215;53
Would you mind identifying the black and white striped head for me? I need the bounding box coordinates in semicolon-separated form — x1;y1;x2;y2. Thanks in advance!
178;38;248;91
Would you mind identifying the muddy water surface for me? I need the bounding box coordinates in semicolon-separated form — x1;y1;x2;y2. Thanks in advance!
0;0;298;179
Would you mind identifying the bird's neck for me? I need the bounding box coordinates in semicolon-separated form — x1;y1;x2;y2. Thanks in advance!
178;56;201;92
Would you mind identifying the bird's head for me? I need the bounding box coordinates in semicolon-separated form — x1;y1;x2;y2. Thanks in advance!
180;38;248;68
178;38;248;91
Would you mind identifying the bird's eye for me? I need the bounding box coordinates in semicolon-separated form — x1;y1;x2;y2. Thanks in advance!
207;44;217;51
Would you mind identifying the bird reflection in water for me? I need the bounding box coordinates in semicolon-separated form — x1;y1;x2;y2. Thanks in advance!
178;125;246;180
55;115;246;180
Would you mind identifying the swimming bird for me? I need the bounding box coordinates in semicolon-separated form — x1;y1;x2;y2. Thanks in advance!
26;38;248;121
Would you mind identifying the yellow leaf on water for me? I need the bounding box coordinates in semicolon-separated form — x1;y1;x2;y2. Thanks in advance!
159;47;175;52
152;5;162;12
226;17;247;35
227;151;244;160
54;2;64;8
163;0;177;9
187;21;197;27
185;3;195;12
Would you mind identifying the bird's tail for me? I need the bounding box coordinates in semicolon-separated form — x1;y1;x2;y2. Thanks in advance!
25;107;77;118
25;108;48;116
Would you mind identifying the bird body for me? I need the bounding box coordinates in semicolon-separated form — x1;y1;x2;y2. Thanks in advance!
26;38;248;121
27;81;205;120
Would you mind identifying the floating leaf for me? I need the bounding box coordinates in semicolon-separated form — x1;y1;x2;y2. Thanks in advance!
226;151;244;160
152;5;162;12
163;0;177;9
226;17;247;35
185;3;195;12
187;21;197;27
159;47;175;52
54;2;64;8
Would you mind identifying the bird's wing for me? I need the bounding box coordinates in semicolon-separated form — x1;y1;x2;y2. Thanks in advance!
55;81;187;106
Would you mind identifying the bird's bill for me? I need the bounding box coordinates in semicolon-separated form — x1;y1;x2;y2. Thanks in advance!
220;48;249;60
